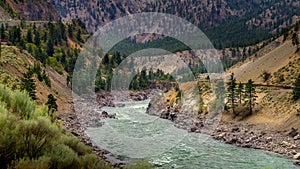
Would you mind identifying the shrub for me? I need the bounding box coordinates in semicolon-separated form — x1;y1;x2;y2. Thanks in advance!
47;144;81;169
0;83;112;169
81;154;111;169
61;134;91;156
11;90;35;119
15;117;60;159
10;157;50;169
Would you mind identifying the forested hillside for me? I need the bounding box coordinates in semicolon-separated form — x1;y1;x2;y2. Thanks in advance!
52;0;300;48
0;0;59;21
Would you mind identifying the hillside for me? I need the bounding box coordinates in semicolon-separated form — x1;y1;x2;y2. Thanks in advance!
227;29;299;84
227;40;297;83
2;0;59;21
52;0;300;48
0;45;72;114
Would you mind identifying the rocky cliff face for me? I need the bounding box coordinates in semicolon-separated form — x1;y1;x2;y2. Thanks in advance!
7;0;59;21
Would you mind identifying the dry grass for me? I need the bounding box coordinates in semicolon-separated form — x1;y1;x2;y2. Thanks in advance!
0;45;73;114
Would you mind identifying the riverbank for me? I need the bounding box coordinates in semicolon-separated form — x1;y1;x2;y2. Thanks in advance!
58;89;300;167
58;90;151;167
211;121;300;166
146;99;300;166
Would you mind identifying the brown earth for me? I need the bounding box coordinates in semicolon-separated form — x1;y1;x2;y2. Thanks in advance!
6;0;59;21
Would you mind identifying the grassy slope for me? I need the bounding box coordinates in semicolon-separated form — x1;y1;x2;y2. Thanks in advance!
0;45;73;114
226;39;297;83
163;31;300;131
223;30;300;130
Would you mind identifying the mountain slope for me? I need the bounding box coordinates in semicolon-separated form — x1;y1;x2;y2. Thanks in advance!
227;39;297;83
52;0;300;47
0;45;72;114
2;0;59;20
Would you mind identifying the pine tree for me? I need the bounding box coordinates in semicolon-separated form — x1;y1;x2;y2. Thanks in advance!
244;79;257;115
68;25;73;38
292;74;300;101
292;33;300;51
227;73;238;116
34;29;41;46
21;71;37;100
46;39;54;56
76;29;83;43
26;28;33;43
237;82;244;104
0;24;5;39
46;94;58;117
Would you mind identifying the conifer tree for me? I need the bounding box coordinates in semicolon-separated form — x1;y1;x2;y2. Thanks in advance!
46;39;54;56
26;28;33;43
292;33;300;51
244;79;257;115
237;82;244;104
227;73;238;116
46;94;58;118
292;74;300;101
21;71;37;100
34;29;41;46
0;24;5;39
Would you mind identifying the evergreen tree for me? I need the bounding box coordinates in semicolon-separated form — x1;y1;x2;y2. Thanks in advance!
76;29;83;43
102;54;109;65
227;73;238;116
47;22;56;42
292;33;300;51
26;28;33;43
95;69;104;91
244;79;257;115
34;29;41;46
21;71;37;100
0;24;5;39
237;82;244;104
68;25;73;38
46;39;54;56
46;94;58;116
292;74;300;101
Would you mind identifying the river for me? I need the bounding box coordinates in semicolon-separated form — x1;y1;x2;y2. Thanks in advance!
86;100;298;169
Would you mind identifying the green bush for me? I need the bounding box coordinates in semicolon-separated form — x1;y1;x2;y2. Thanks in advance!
47;144;81;169
10;157;51;169
80;154;112;169
61;134;91;156
0;83;112;169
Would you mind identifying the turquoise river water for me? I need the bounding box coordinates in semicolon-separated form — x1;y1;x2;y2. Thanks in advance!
86;100;299;169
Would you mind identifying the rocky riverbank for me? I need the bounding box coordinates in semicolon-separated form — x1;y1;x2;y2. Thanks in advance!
211;122;300;166
58;90;152;167
59;89;300;167
146;100;300;166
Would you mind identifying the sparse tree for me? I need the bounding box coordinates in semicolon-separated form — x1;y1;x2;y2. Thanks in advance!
46;39;54;57
244;79;257;115
261;71;272;83
26;28;33;43
292;33;300;51
237;82;244;104
21;71;37;100
34;29;41;46
292;74;300;101
46;94;58;121
227;73;238;116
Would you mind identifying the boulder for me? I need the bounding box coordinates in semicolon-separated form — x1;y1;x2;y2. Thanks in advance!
102;111;108;116
288;128;298;138
294;153;300;160
294;135;300;140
